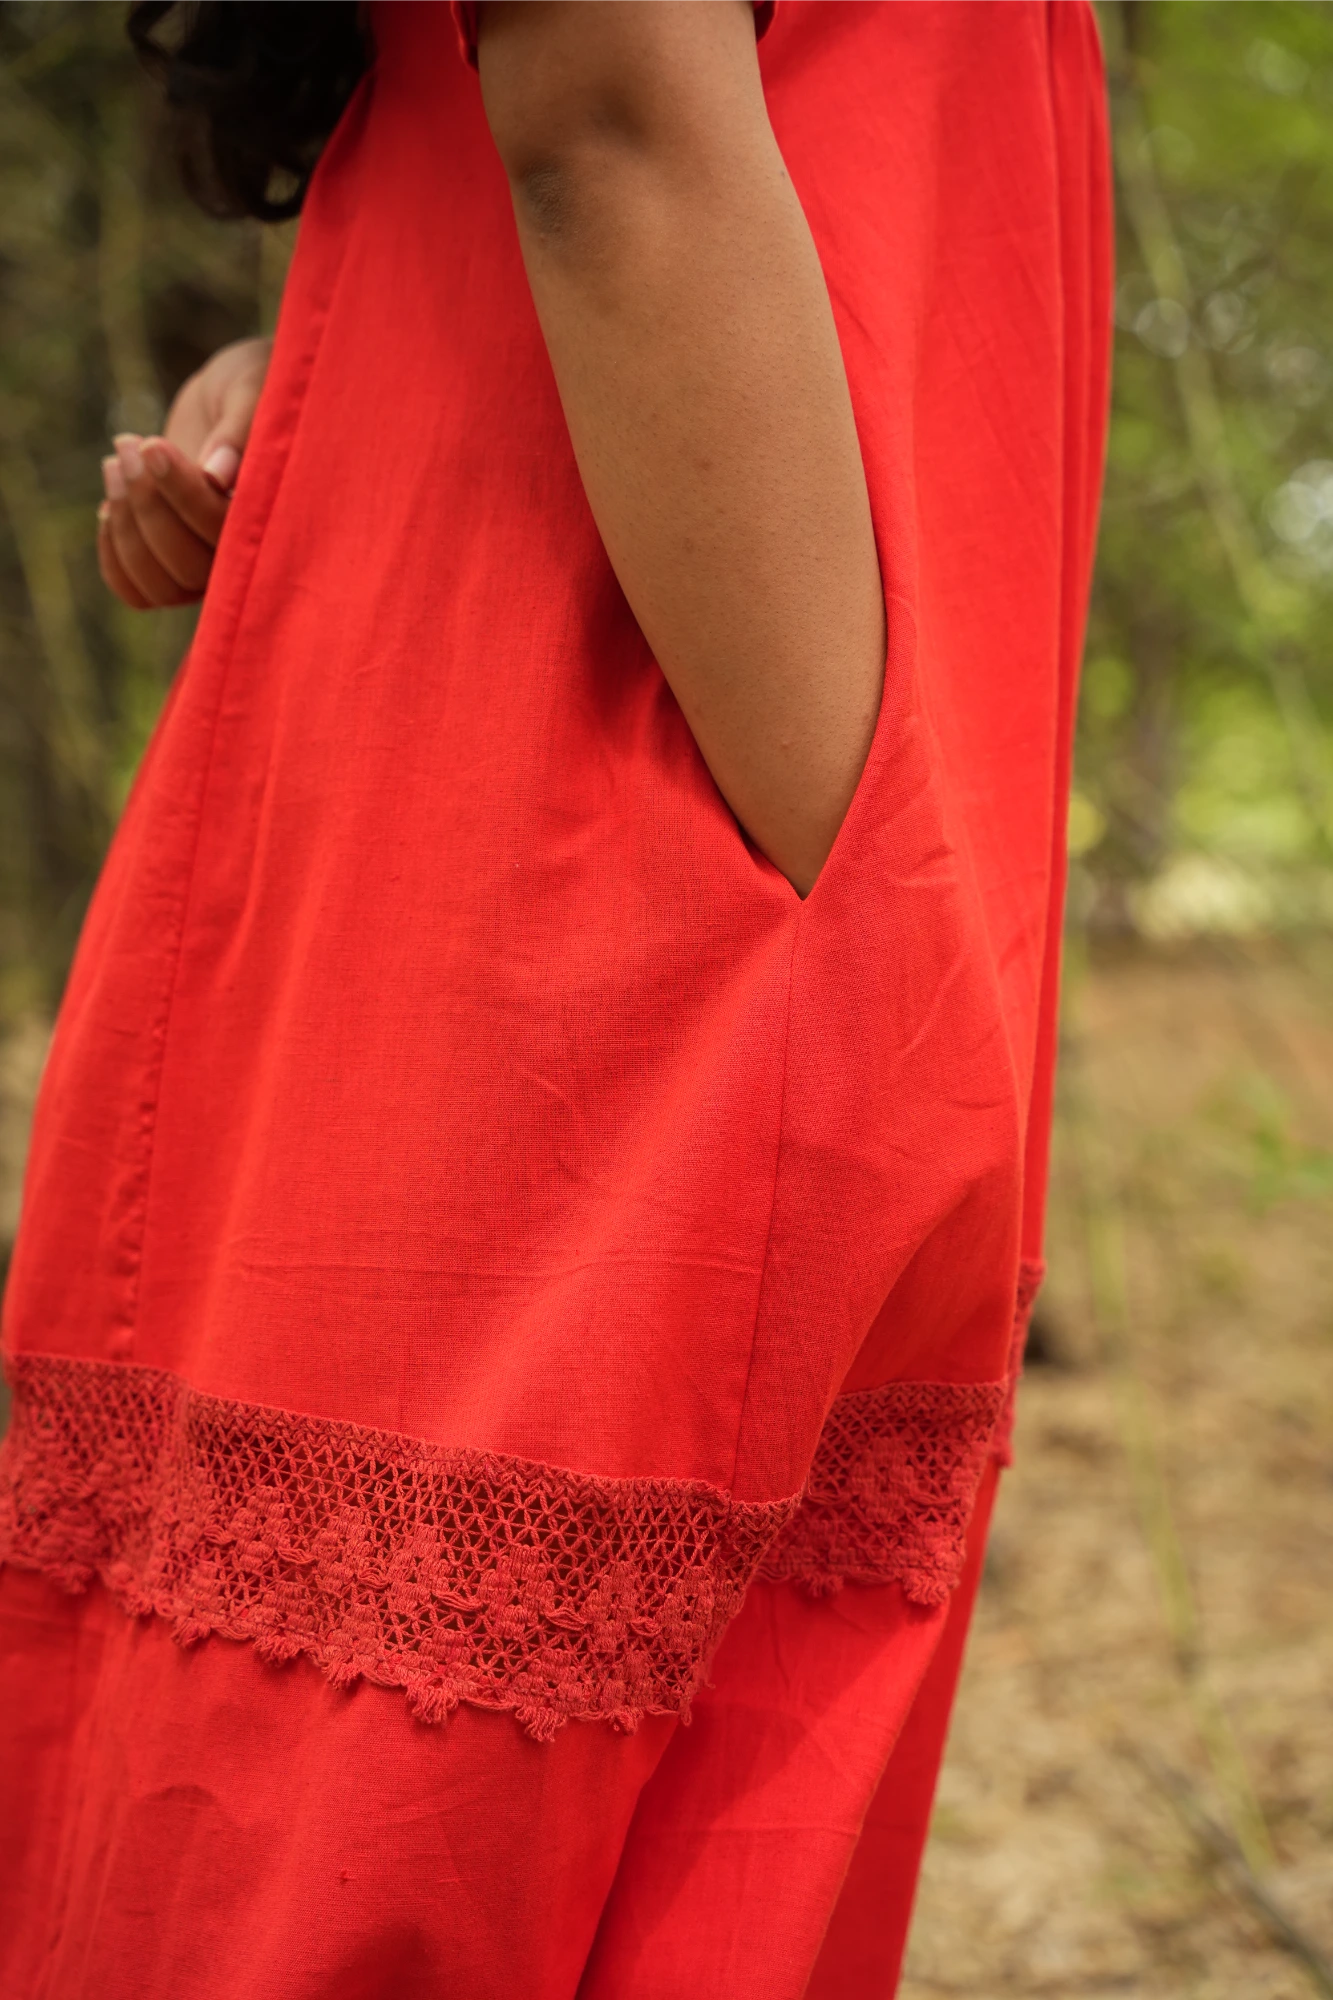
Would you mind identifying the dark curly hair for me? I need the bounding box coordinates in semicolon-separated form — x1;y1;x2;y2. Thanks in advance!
127;2;373;222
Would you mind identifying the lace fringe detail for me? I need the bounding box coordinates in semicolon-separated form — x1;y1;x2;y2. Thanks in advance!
756;1378;1006;1603
0;1269;1042;1726
757;1259;1046;1600
991;1257;1046;1470
0;1354;793;1740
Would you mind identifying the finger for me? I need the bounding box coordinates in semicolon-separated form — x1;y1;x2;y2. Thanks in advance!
163;336;271;471
103;461;199;608
97;503;152;610
198;349;269;489
200;439;242;494
162;366;213;463
112;438;218;590
138;436;231;544
106;495;197;606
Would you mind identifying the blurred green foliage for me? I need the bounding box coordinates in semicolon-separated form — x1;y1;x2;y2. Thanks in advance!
1083;0;1333;938
0;0;1331;1015
0;0;289;1014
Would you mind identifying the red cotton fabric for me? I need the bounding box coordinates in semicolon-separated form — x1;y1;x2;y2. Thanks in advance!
0;5;1112;1996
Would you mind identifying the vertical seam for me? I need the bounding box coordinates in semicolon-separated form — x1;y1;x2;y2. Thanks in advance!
726;911;800;1503
116;272;345;1343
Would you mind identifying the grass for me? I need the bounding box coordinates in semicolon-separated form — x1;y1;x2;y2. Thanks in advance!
902;937;1333;1999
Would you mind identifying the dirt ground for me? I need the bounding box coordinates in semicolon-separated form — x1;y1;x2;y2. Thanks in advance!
901;941;1333;1999
1;945;1329;1994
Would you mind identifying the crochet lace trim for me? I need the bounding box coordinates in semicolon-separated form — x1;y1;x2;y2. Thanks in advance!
0;1354;791;1740
992;1257;1046;1470
757;1377;1007;1602
757;1259;1044;1598
0;1276;1041;1732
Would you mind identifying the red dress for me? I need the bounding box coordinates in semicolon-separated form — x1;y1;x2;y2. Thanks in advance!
0;5;1111;1994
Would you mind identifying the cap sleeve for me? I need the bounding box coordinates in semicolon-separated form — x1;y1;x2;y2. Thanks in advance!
450;1;776;70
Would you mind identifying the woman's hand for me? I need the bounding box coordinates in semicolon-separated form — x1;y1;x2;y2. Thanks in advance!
97;336;273;610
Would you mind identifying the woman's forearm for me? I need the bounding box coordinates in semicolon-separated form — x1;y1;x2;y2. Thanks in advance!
477;1;885;895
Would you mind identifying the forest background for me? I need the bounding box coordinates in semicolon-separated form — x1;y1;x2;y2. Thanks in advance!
0;2;1329;1994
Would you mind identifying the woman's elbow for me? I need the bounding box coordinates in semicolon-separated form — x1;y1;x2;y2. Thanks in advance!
476;7;647;208
476;1;755;239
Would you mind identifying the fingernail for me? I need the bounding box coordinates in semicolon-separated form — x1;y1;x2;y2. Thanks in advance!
114;434;143;482
143;439;170;479
97;501;110;524
103;456;126;501
202;444;240;492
